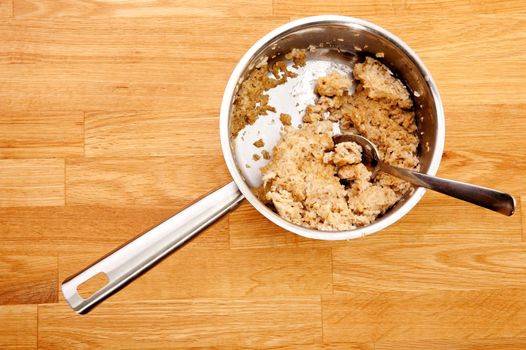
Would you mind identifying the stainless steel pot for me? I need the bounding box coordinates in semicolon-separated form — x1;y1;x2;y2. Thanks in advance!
62;15;445;314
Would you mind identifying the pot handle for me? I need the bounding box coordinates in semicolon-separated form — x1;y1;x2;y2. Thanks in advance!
61;181;244;314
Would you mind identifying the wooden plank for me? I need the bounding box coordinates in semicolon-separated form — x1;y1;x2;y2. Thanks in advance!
376;338;526;350
85;111;220;157
66;156;230;207
229;192;522;249
0;205;228;255
0;256;57;305
14;0;273;18
0;159;64;207
58;247;332;302
272;0;341;16
332;241;526;293
0;111;83;159
390;192;522;243
0;0;12;17
0;17;286;64
437;149;524;194
437;105;525;194
39;297;322;349
0;304;36;350
368;14;526;61
425;59;524;107
340;1;526;16
0;62;230;113
277;345;372;350
444;104;526;153
274;0;526;16
322;289;526;343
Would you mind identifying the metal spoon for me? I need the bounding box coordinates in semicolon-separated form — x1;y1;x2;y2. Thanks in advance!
333;134;516;216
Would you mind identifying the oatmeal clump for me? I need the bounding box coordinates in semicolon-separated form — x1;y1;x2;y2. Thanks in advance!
230;49;307;136
285;48;307;68
315;71;352;97
261;122;365;230
353;57;412;108
259;57;419;230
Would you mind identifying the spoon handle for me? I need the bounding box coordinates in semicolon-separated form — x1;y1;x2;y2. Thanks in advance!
379;163;516;216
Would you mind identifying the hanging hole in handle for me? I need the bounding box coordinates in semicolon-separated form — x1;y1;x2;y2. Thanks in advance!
77;272;109;299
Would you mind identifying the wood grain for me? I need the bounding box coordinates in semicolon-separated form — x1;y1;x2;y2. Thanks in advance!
437;148;525;194
339;0;526;15
14;0;273;18
383;193;522;243
0;17;286;64
229;193;522;249
59;247;332;302
424;59;524;106
274;0;526;16
375;338;526;350
0;304;36;350
370;14;526;61
0;62;230;113
0;16;287;113
254;345;373;350
0;159;64;207
323;289;526;343
273;0;340;16
0;256;57;304
0;206;228;255
66;156;230;207
0;111;83;159
39;297;322;349
85;111;220;157
444;104;526;153
0;0;11;16
332;242;526;293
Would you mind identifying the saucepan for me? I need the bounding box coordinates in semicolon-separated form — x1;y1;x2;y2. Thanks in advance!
62;15;446;314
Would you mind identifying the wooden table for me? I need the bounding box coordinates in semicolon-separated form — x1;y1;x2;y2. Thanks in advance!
1;1;525;349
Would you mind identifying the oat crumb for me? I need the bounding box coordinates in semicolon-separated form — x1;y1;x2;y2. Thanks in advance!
253;154;261;161
285;48;307;68
280;113;292;126
253;139;265;148
262;150;270;160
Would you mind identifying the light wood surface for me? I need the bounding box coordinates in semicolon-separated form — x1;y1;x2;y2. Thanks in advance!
0;1;525;349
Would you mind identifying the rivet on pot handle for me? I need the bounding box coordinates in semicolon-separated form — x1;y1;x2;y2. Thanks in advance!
61;182;244;314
